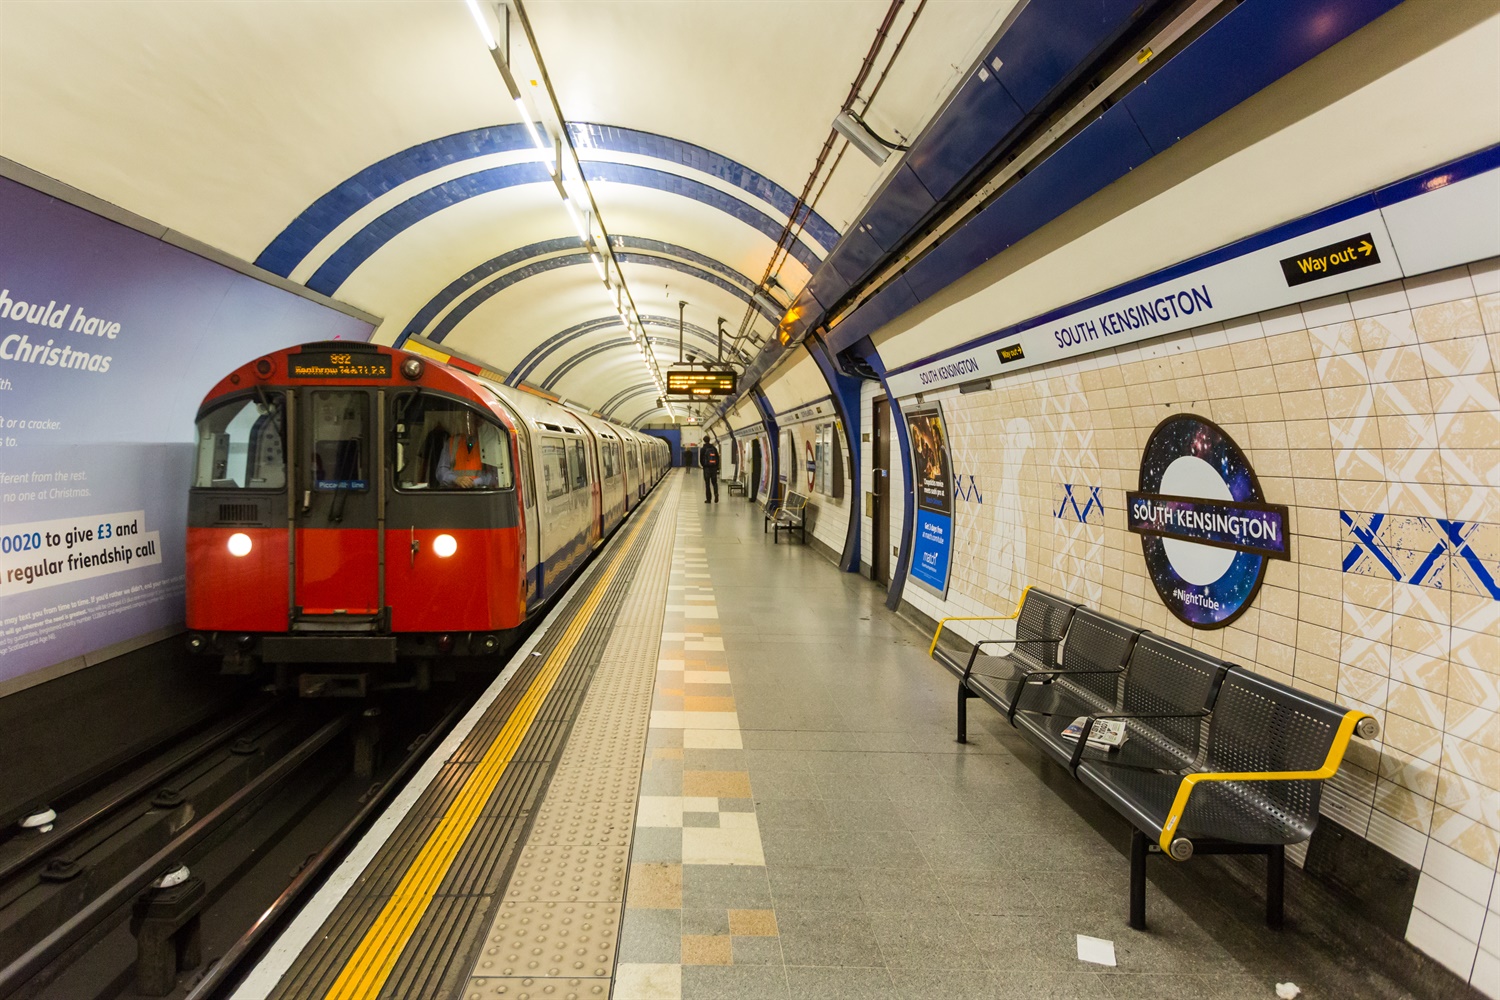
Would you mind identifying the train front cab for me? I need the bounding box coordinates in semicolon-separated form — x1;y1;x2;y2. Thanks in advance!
186;349;528;692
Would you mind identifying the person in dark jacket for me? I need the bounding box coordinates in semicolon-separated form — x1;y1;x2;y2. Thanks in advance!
700;436;721;503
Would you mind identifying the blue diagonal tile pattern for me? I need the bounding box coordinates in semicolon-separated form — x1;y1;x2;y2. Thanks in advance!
1054;484;1104;524
1341;511;1500;599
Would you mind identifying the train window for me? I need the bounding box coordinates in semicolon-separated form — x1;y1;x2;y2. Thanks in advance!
392;394;513;491
310;391;369;491
540;436;569;499
193;393;286;489
567;439;588;490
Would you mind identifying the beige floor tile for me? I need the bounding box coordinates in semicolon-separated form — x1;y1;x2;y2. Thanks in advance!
683;770;752;798
613;962;682;1000
683;729;742;749
681;934;734;965
682;826;765;866
626;863;682;908
727;909;779;936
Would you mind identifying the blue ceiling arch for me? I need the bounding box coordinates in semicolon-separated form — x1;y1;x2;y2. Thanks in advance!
510;312;747;386
399;235;760;346
599;380;658;415
541;331;733;392
256;122;840;279
303;162;823;297
603;383;662;420
424;250;780;344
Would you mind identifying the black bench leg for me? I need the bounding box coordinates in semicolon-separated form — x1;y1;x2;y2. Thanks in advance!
957;683;971;744
1129;829;1148;930
1266;844;1285;930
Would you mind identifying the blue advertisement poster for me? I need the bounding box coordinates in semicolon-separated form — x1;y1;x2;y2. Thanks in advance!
906;405;952;596
0;177;374;688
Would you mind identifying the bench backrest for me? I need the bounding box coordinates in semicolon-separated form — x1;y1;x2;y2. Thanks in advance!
1121;634;1229;758
1014;589;1078;668
1058;609;1143;704
1195;668;1351;834
785;491;808;510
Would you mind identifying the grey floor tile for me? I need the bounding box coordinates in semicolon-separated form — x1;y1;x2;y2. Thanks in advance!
991;971;1116;999
753;798;832;831
851;869;954;911
681;863;772;908
681;906;731;935
682;748;746;770
867;907;986;970
766;865;864;911
1100;971;1266;999
961;912;1081;972
888;968;1006;1000
680;963;789;1000
821;799;909;832
682;812;719;828
776;908;886;967
744;771;821;800
784;965;897;1000
617;908;681;964
630;827;683;863
812;773;890;800
730;935;784;966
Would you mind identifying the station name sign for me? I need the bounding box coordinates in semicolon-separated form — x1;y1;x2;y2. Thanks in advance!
288;351;392;380
1126;493;1289;559
666;369;736;396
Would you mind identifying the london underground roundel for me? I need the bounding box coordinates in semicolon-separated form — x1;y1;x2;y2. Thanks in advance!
1126;414;1289;628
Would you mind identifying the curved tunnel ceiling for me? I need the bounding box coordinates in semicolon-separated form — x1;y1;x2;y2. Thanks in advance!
0;0;1016;421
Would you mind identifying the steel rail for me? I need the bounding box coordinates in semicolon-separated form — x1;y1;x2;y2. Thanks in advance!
0;713;352;999
0;700;279;885
181;699;468;1000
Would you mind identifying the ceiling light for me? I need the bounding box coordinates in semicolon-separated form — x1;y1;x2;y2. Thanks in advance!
465;0;498;50
590;252;606;282
561;197;588;242
832;109;899;166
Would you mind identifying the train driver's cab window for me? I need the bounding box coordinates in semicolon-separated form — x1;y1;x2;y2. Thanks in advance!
393;394;513;491
193;393;286;489
309;391;369;491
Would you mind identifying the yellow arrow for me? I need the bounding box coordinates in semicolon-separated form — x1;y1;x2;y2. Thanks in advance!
1359;240;1374;256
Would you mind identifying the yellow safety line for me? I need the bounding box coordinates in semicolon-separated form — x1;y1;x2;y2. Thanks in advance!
1156;709;1372;856
323;492;660;1000
927;584;1032;657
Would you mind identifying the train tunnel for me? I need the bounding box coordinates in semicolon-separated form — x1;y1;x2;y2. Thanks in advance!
1;1;1499;997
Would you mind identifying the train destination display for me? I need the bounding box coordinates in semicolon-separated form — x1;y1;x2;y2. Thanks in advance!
666;369;737;396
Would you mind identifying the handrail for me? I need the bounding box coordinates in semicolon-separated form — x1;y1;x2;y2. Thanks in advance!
927;584;1032;657
1157;709;1376;857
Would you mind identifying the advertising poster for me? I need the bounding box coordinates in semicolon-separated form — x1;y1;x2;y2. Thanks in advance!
906;405;952;596
0;177;373;687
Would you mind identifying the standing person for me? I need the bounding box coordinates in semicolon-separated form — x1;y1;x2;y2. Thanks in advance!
701;436;721;503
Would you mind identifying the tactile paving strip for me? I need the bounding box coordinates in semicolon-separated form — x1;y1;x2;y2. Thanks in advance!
465;478;680;999
265;484;676;1000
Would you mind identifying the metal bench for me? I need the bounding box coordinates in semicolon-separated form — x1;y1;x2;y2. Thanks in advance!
726;472;747;497
928;594;1378;931
1076;663;1378;929
770;491;809;544
929;588;1079;743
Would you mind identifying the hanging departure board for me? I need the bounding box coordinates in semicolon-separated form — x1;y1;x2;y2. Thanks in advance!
666;369;737;396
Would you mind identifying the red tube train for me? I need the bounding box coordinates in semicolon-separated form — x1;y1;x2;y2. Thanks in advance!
185;341;669;694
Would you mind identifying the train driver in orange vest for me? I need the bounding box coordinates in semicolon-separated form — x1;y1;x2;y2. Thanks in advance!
436;410;500;489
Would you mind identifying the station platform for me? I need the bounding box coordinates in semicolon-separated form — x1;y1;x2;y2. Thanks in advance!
231;471;1410;1000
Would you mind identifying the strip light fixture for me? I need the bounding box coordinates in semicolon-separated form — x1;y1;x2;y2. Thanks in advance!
464;0;671;410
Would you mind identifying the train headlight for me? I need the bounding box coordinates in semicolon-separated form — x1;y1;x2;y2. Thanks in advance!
433;533;458;558
227;533;253;557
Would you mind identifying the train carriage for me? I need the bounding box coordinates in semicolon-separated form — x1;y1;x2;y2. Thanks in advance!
185;341;665;693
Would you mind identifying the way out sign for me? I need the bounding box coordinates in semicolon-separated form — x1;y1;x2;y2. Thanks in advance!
1279;233;1380;287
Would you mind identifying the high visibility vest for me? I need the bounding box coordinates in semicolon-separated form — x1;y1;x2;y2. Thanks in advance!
448;435;483;473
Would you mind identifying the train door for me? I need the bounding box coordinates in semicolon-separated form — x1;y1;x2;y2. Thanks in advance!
293;388;381;618
750;438;762;502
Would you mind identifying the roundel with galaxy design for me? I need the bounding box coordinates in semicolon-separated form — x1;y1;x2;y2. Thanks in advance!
1126;414;1290;629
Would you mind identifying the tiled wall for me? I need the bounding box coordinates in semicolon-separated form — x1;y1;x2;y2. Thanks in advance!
895;257;1500;993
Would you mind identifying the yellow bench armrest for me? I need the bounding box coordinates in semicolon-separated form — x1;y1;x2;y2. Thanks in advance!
1157;710;1375;856
927;585;1033;657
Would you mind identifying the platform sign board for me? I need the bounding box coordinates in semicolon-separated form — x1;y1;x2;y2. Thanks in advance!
1127;414;1287;628
906;405;953;597
0;177;373;689
666;369;736;397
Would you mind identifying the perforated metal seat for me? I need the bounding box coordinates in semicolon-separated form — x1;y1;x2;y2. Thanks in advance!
1007;610;1144;769
1076;663;1374;929
953;590;1079;741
